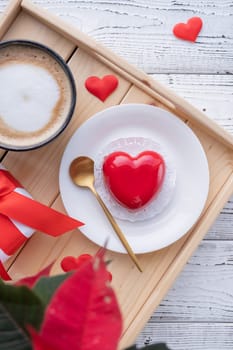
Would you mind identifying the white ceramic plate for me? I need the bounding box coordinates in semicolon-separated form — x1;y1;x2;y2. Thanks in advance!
59;104;209;253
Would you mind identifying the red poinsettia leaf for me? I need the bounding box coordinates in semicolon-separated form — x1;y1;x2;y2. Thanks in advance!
28;325;56;350
15;263;53;288
31;253;122;350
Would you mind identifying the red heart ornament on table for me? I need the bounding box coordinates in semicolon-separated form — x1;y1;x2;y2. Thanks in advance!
173;17;203;42
85;75;119;101
103;151;166;209
60;254;113;281
61;254;92;272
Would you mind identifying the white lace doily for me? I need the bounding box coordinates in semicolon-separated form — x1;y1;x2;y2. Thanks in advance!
94;137;176;222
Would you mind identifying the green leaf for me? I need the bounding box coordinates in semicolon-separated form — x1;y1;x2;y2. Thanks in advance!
0;274;70;349
33;273;71;306
0;304;32;350
0;280;44;332
125;343;170;350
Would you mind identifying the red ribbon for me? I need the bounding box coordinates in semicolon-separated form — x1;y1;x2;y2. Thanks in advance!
0;261;11;281
0;169;84;279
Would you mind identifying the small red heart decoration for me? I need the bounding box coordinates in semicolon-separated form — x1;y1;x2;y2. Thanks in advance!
173;17;203;42
85;75;119;101
61;254;92;272
60;254;112;281
103;151;165;209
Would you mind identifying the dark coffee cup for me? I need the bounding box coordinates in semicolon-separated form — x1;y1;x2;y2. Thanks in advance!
0;40;76;151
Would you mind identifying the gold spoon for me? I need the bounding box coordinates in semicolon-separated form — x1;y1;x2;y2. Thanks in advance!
69;156;142;272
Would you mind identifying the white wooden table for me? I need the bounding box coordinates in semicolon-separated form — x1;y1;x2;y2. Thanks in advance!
1;1;233;349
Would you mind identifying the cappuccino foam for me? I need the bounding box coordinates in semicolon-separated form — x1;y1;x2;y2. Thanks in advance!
0;44;73;148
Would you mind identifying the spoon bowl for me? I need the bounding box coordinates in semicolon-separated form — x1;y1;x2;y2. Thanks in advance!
69;156;95;189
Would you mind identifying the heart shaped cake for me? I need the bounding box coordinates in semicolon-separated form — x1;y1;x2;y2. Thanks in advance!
103;151;166;209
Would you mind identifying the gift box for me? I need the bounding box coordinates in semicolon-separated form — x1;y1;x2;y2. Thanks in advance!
0;164;83;280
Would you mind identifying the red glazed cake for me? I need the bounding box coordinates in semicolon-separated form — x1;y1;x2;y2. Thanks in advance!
103;150;165;210
94;137;176;222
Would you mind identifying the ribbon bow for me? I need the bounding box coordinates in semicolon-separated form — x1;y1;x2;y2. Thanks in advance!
0;167;84;279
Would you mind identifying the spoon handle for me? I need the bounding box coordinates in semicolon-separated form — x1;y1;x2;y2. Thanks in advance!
91;186;142;272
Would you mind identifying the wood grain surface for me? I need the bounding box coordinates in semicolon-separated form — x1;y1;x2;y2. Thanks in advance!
0;1;233;349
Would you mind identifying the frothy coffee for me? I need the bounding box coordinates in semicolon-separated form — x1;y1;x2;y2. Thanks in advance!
0;42;75;150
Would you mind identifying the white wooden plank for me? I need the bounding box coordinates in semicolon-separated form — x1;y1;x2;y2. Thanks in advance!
207;199;233;240
136;323;233;350
150;241;233;322
1;0;232;74
153;74;233;134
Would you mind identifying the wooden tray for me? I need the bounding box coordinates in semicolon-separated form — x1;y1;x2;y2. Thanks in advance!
1;0;233;348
